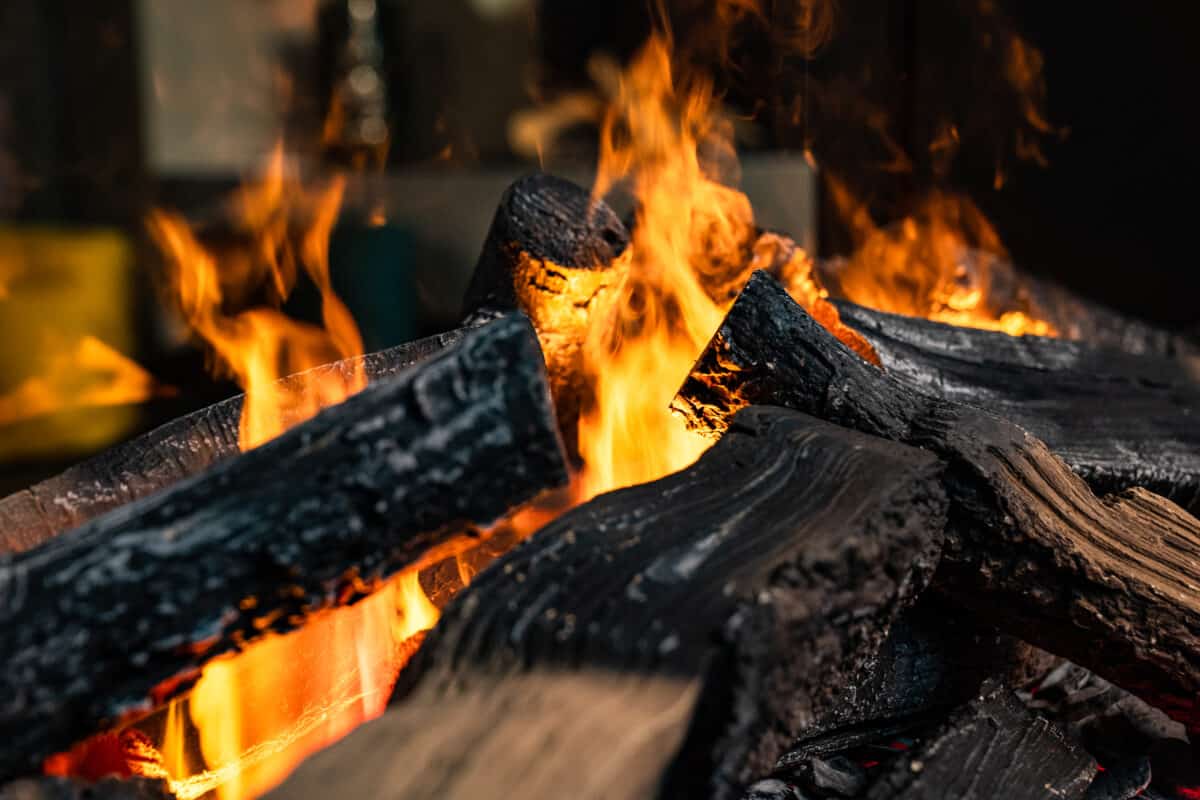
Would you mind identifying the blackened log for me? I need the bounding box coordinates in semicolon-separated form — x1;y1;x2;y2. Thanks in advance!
462;173;628;462
0;315;568;782
267;407;947;800
675;271;1200;735
833;300;1200;512
0;777;172;800
863;683;1096;800
0;328;468;555
773;596;1048;774
817;248;1200;358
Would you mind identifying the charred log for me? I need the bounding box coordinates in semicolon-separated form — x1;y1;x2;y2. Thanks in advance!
461;173;629;462
833;301;1200;512
0;315;568;782
675;271;1200;736
773;595;1048;775
0;777;172;800
863;683;1096;800
266;407;947;800
0;328;468;555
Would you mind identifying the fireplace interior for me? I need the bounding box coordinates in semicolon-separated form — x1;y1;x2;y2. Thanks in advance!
1;2;1198;799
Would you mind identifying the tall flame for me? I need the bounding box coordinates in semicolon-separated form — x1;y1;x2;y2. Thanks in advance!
118;146;439;800
576;34;752;497
147;144;366;451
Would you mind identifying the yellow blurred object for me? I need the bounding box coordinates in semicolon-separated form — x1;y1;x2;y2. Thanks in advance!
0;226;149;461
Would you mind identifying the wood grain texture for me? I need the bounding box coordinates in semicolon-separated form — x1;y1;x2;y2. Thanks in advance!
675;271;1200;736
864;683;1096;800
0;315;567;782
0;328;468;555
834;300;1200;513
268;407;947;800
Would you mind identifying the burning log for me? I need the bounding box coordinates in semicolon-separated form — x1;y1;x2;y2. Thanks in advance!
0;328;468;555
462;172;629;461
833;300;1200;512
675;271;1200;736
266;407;947;800
0;315;568;782
0;777;172;800
862;683;1096;800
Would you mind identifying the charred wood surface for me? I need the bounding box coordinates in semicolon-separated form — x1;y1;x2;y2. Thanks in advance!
0;316;567;782
0;328;468;555
267;407;948;800
0;777;172;800
773;596;1047;774
460;173;628;463
675;272;1200;736
833;301;1200;512
863;683;1096;800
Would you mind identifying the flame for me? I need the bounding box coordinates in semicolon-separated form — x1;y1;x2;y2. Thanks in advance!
147;143;366;451
0;335;172;427
100;144;429;800
574;34;749;498
825;179;1056;337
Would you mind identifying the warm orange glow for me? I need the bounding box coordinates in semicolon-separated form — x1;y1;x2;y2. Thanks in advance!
122;144;426;800
574;34;749;498
825;179;1056;337
147;143;366;451
0;335;173;427
55;8;1062;798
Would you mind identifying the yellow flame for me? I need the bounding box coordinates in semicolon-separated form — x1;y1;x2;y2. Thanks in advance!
147;143;366;451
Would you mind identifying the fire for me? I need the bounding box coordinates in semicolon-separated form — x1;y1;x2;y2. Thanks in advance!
147;144;366;451
824;179;1057;337
0;335;172;427
52;5;1064;798
104;145;441;800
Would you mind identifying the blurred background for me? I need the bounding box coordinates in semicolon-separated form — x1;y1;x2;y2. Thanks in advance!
0;0;1197;493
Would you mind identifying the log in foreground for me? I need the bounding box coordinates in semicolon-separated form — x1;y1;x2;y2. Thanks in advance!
863;683;1096;800
0;328;469;555
834;300;1200;513
675;271;1200;735
267;407;947;800
0;315;567;782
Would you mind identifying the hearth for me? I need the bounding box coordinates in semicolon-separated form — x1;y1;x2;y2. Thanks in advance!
2;168;1198;800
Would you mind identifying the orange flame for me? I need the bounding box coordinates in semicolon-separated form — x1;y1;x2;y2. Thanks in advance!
101;145;439;800
0;336;173;427
576;34;749;498
826;178;1056;336
147;144;366;451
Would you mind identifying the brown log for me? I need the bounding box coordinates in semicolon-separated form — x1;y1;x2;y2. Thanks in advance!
675;271;1200;737
0;315;567;782
267;407;947;800
0;328;468;555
